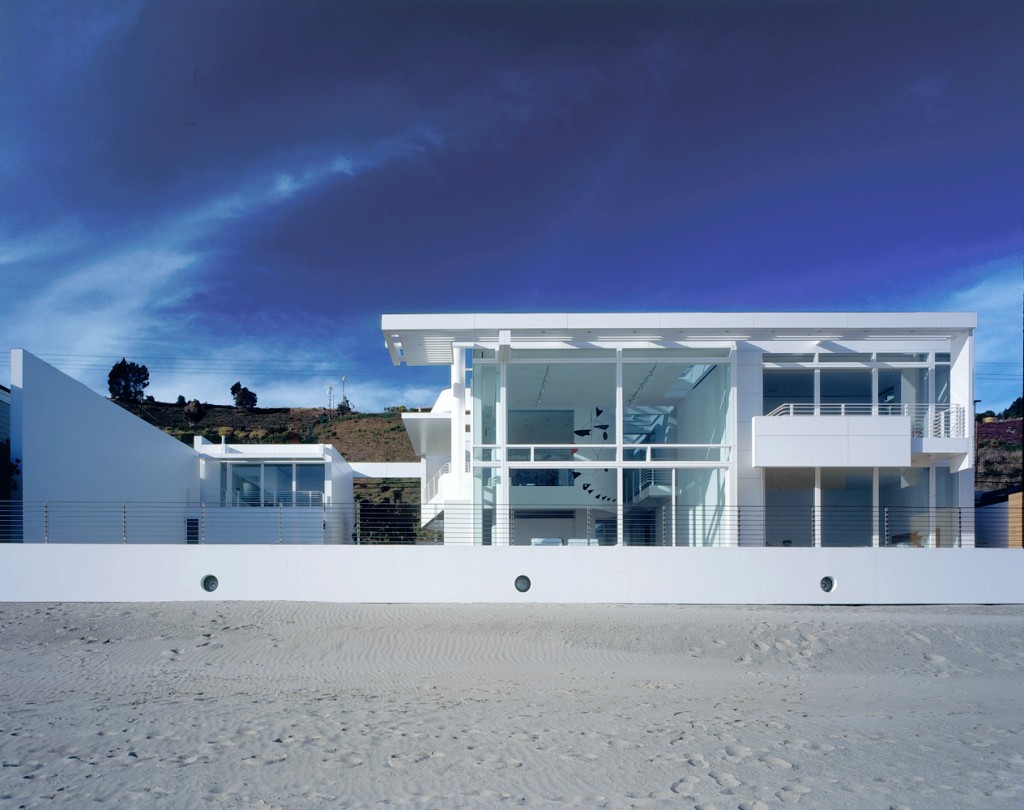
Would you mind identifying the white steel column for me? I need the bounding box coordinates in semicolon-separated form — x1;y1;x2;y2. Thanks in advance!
871;468;880;547
495;347;510;545
813;468;822;547
450;347;466;493
615;349;624;547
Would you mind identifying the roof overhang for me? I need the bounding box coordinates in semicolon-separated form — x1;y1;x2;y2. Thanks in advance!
382;312;977;366
401;411;452;456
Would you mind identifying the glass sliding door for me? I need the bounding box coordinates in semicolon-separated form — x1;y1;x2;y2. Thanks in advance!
879;467;929;546
821;468;872;547
763;369;813;415
674;467;727;546
819;370;871;414
764;468;814;547
263;464;293;506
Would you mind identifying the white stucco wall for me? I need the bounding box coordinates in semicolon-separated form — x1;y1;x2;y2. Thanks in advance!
11;350;199;528
1;545;1021;604
752;415;913;467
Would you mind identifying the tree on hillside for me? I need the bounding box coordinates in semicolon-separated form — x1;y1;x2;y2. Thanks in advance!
175;395;186;406
337;396;353;416
231;381;258;411
1002;397;1022;420
184;399;207;428
108;358;149;402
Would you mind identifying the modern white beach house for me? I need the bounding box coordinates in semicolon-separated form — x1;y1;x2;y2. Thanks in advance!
2;312;1022;604
385;312;975;549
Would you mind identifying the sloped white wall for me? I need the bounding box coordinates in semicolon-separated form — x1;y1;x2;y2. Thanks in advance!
11;349;199;512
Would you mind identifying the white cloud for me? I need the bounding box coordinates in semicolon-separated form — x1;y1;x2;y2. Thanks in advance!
0;218;86;266
1;126;449;401
926;258;1023;412
2;248;198;360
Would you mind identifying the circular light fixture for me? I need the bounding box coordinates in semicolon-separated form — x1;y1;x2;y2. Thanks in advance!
514;575;531;593
201;574;219;593
820;576;835;593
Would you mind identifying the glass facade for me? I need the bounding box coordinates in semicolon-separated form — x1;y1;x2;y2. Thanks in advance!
470;347;733;546
762;351;951;415
763;466;960;548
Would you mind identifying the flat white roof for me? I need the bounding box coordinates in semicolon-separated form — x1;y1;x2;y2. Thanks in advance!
382;312;977;366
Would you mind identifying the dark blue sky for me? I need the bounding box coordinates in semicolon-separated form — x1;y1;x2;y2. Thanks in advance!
2;1;1021;410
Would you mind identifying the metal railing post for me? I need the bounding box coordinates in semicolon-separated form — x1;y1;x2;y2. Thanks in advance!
44;501;49;543
278;502;284;544
201;502;206;544
123;501;128;544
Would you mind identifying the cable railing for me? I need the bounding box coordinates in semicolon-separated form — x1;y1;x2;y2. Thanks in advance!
763;403;966;438
0;500;986;547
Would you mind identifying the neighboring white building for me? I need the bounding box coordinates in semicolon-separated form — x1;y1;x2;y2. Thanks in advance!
0;384;10;446
384;312;975;548
9;349;354;544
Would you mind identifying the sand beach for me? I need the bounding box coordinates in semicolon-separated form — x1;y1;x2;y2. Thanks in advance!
1;602;1022;808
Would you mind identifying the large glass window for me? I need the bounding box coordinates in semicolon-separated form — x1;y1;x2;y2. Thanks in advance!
934;361;950;404
231;465;261;507
763;369;813;415
674;468;727;547
506;362;616;446
819;369;871;413
764;468;814;547
263;464;293;506
296;465;325;507
623;362;730;448
879;467;929;546
227;463;325;507
878;367;928;410
934;466;959;547
821;469;873;547
472;363;499;447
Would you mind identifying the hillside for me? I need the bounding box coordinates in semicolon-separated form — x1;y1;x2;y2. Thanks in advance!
115;403;1023;495
976;418;1023;491
119;401;417;463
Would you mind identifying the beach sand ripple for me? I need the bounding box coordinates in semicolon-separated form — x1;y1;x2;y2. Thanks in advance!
1;603;1021;808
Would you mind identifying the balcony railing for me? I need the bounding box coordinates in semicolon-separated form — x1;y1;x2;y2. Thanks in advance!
764;403;966;439
0;500;982;548
425;463;450;502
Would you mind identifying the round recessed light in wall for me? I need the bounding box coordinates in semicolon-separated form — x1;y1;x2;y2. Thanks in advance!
820;576;835;593
514;575;531;593
201;574;219;593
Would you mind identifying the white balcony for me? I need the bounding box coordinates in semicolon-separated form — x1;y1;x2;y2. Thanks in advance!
753;403;968;468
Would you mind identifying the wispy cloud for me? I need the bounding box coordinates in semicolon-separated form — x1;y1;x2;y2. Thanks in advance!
5;248;198;358
927;258;1023;411
1;126;449;401
0;218;87;266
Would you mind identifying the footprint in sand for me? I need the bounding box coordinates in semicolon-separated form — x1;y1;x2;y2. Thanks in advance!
669;774;700;795
707;770;742;790
723;744;754;762
775;783;811;803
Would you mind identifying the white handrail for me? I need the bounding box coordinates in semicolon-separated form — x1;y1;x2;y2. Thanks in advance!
425;463;450;502
764;403;965;438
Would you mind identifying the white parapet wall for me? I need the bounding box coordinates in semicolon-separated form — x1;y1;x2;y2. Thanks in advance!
1;545;1022;604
